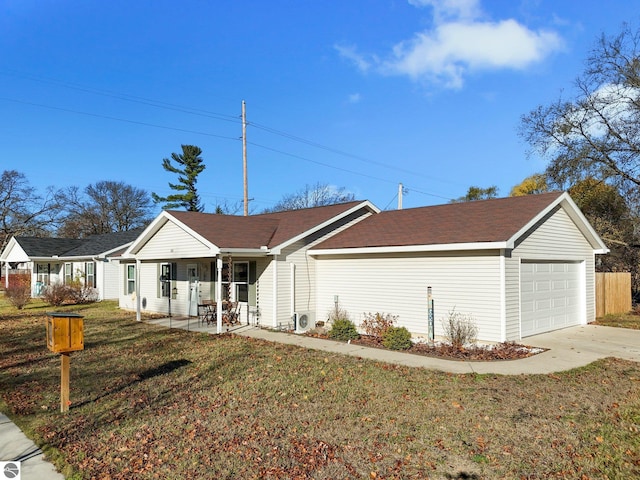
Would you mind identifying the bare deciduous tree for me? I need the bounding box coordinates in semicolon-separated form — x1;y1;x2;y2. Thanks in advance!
262;182;355;213
0;170;60;250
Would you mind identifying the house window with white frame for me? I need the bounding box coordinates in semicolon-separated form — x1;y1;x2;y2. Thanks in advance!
36;263;50;286
85;262;96;288
64;263;73;284
126;264;136;295
234;261;249;302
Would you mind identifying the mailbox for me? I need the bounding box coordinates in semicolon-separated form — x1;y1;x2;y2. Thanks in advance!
46;312;84;353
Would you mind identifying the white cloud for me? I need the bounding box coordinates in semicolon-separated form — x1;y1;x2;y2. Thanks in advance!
348;93;362;104
334;44;372;73
341;0;565;89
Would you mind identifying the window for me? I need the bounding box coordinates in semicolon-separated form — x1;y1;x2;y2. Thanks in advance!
127;265;136;295
234;262;249;302
85;262;96;288
64;263;73;284
36;263;50;286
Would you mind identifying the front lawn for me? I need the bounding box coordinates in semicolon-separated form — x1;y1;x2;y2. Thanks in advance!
1;299;639;479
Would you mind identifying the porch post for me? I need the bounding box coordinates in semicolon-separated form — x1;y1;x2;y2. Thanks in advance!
135;259;142;322
272;255;278;328
216;256;223;334
4;261;8;289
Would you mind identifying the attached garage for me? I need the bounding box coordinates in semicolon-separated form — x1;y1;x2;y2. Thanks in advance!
309;192;609;343
520;261;583;337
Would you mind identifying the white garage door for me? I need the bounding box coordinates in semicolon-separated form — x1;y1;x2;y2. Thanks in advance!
521;262;582;337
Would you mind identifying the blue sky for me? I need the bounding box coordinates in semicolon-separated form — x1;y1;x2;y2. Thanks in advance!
1;0;638;213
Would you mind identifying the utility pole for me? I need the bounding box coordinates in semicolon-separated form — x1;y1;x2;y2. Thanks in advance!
242;100;248;216
398;183;403;210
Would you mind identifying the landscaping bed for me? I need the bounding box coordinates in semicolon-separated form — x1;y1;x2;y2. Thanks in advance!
307;332;545;361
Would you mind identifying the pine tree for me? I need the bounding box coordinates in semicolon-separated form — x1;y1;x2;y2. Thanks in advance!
152;145;206;212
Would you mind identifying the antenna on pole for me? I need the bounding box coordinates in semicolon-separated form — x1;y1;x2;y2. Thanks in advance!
242;100;248;216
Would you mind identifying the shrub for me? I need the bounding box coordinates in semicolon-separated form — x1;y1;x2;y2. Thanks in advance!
328;318;360;341
360;312;398;338
66;280;99;304
42;283;71;307
327;301;350;325
441;309;478;349
382;326;412;350
5;277;31;310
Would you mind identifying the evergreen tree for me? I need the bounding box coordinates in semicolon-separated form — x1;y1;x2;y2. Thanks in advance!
152;145;206;212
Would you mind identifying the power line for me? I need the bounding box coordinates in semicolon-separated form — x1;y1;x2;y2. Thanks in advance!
2;69;458;186
1;72;458;201
0;96;240;141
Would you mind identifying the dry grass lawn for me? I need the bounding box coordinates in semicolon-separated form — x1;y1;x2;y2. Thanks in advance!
1;299;639;479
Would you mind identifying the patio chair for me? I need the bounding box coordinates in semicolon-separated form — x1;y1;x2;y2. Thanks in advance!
223;302;241;325
199;301;216;326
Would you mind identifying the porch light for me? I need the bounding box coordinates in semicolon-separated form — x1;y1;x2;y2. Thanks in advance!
172;287;178;299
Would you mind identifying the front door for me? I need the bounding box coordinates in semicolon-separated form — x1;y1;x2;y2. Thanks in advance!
188;264;199;317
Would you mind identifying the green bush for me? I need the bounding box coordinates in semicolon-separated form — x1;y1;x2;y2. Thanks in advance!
382;326;412;350
328;318;360;341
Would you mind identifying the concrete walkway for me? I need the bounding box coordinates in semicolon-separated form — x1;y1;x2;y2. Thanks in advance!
0;413;64;480
234;323;640;374
147;317;640;374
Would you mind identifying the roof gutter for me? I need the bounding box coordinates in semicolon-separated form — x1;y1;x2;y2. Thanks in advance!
309;241;508;256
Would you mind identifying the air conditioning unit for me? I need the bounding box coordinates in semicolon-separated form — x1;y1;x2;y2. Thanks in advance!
294;311;314;333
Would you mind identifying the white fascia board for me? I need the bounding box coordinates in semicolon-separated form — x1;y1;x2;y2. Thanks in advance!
309;241;507;256
506;192;609;253
272;201;379;252
219;248;269;257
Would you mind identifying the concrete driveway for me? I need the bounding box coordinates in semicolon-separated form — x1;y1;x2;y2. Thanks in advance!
520;323;640;371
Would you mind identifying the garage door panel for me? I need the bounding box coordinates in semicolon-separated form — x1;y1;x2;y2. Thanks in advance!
521;261;582;337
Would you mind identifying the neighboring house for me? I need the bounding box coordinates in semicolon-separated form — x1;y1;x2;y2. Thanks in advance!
119;192;608;343
308;192;609;342
0;229;145;300
118;201;379;332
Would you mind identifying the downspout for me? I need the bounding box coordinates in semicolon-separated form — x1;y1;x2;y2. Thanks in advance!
135;259;141;322
500;250;506;342
290;263;296;327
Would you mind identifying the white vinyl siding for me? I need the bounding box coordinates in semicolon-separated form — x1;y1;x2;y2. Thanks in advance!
504;255;521;341
135;221;212;260
315;251;503;342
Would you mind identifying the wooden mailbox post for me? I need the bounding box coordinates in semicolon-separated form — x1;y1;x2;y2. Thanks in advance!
46;312;84;412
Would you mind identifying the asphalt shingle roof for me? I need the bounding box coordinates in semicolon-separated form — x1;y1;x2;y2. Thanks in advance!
168;201;364;249
313;192;564;250
14;228;146;258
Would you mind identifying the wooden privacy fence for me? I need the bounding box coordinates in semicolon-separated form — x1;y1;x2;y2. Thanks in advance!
596;272;632;317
